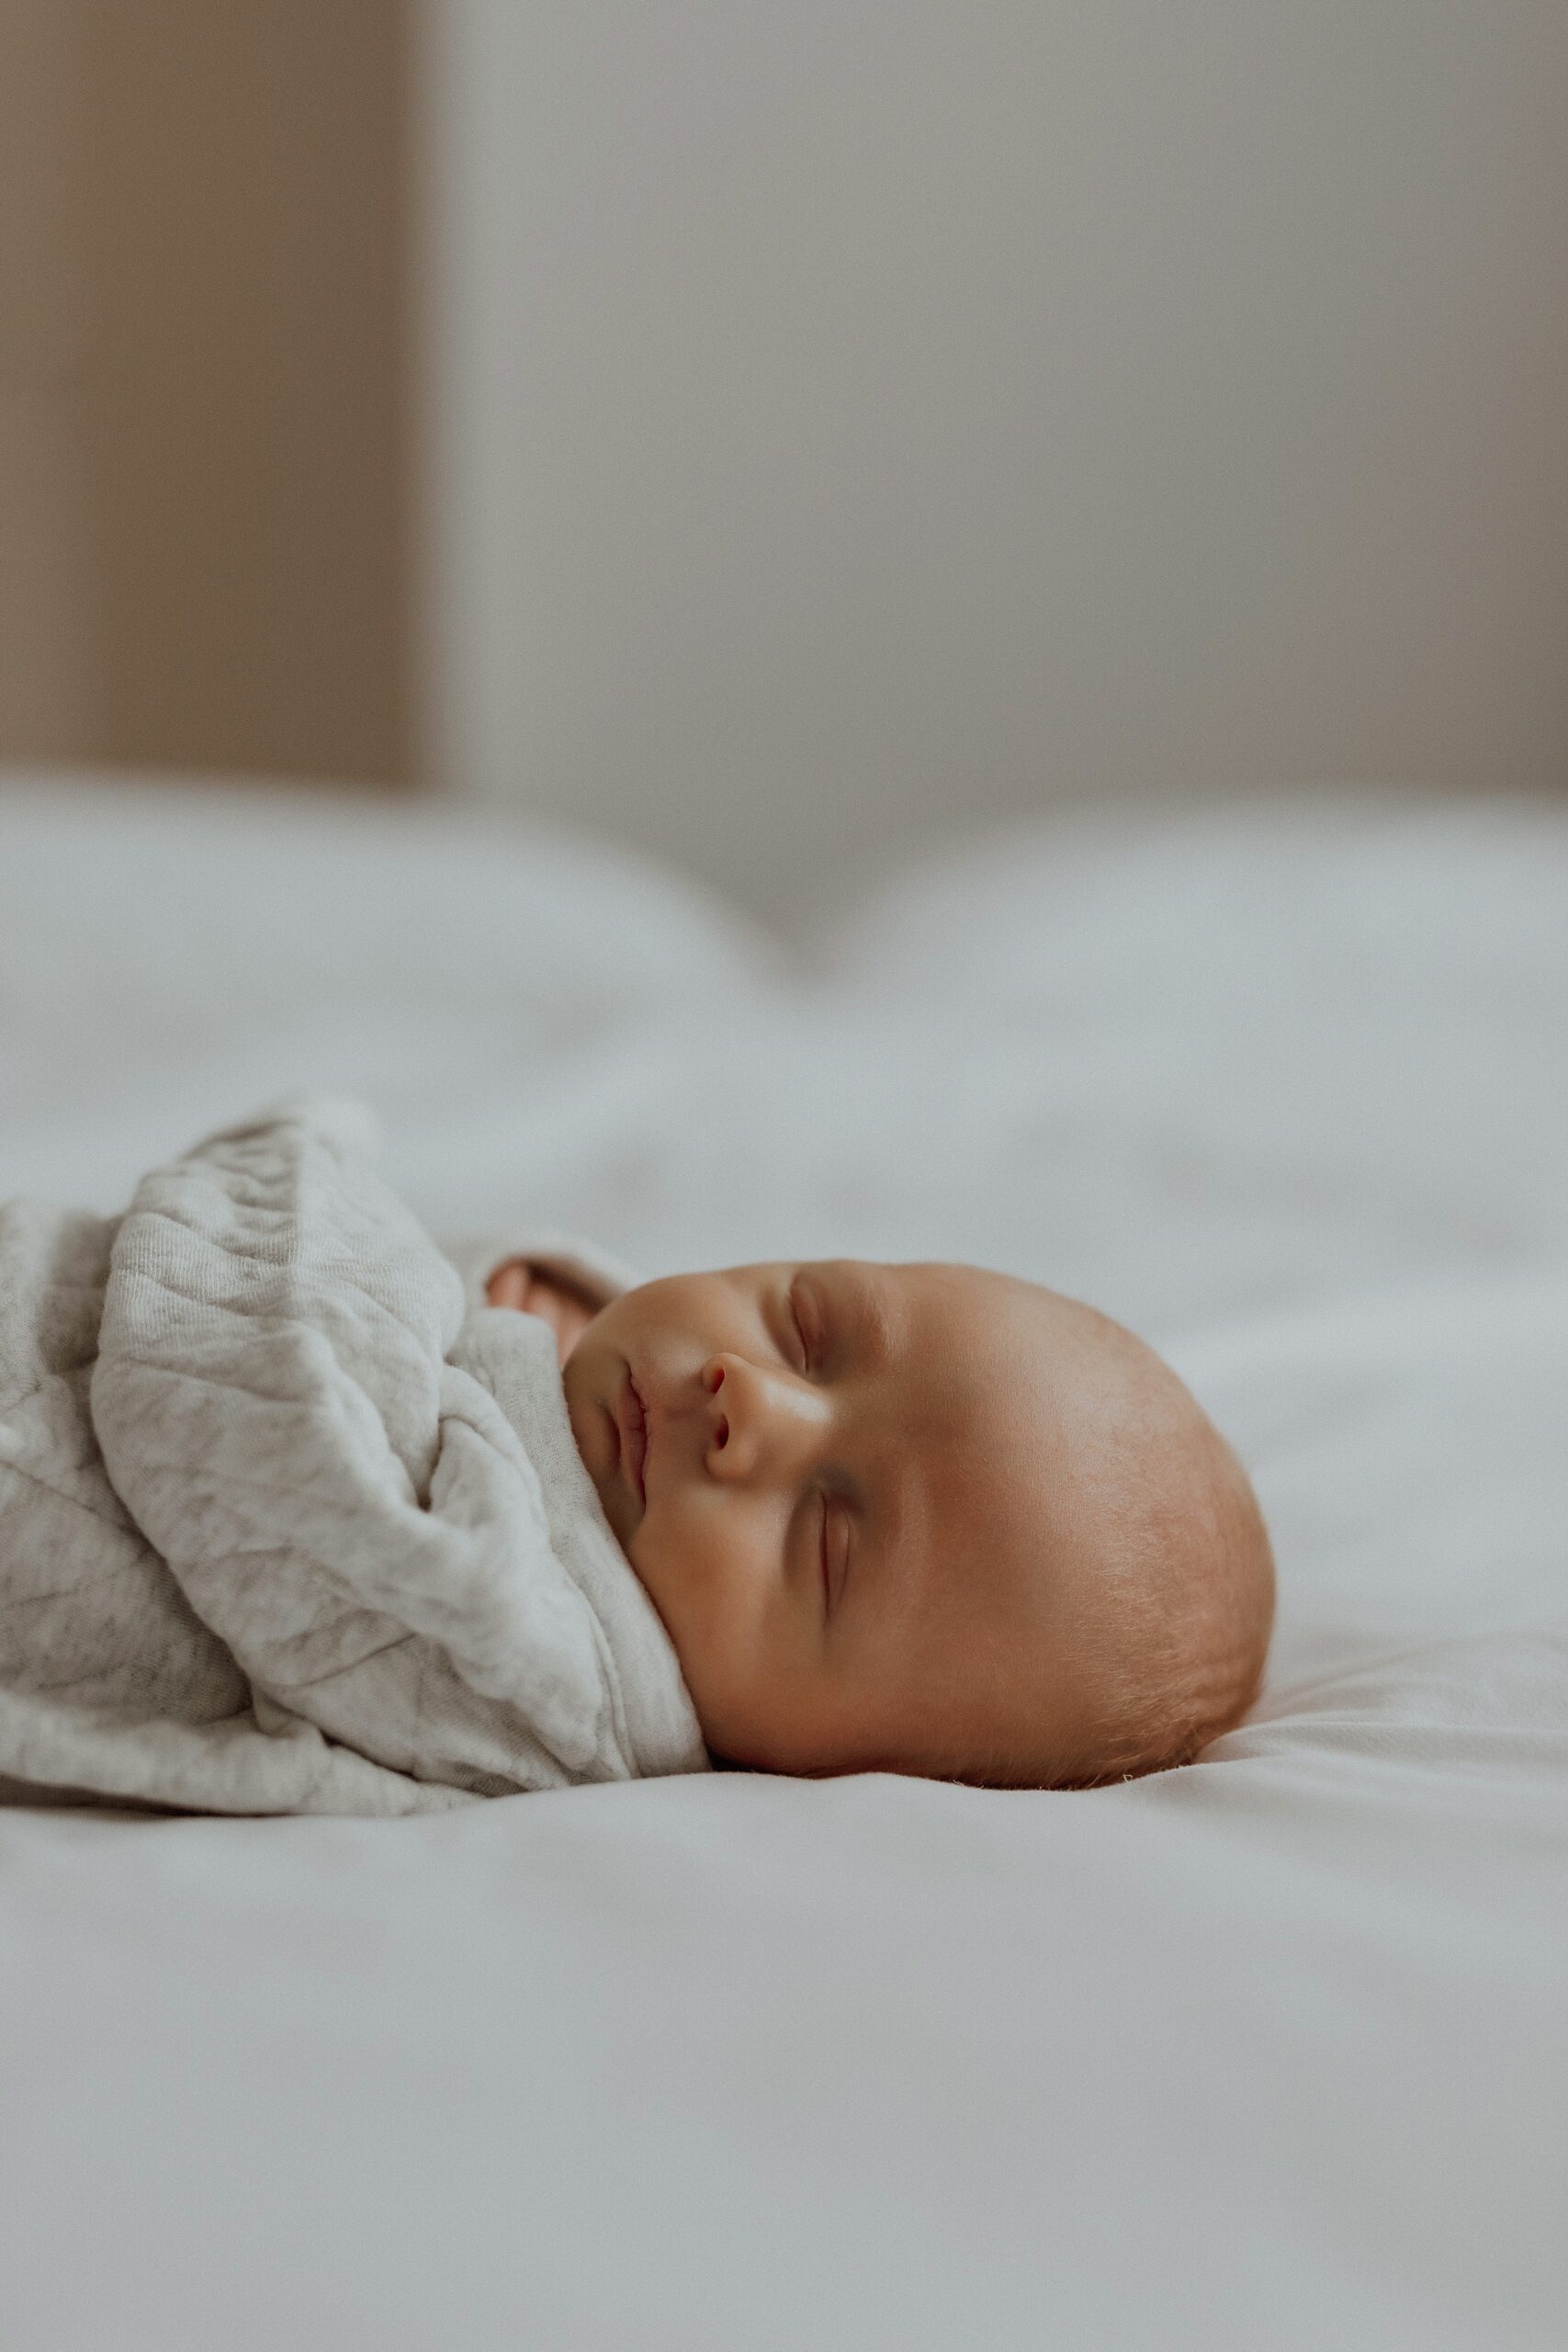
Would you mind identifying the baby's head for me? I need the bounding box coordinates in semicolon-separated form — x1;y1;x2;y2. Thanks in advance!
561;1261;1273;1787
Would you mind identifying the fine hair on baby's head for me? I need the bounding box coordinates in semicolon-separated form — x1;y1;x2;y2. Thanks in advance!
557;1260;1275;1790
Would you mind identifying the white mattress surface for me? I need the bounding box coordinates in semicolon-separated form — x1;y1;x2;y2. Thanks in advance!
2;773;1564;2351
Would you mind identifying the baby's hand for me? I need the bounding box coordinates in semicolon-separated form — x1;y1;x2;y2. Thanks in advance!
484;1259;597;1365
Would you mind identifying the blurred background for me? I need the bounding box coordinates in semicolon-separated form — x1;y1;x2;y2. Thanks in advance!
2;1;1563;927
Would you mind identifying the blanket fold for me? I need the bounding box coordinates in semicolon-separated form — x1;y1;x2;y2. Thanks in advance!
0;1097;708;1814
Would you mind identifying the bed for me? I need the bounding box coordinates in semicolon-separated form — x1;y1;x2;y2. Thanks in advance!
2;771;1564;2350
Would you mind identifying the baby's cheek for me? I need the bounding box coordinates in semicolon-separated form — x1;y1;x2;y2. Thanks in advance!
636;1524;754;1721
635;1514;728;1644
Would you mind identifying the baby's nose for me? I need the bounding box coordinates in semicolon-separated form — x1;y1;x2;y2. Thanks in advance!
702;1352;826;1483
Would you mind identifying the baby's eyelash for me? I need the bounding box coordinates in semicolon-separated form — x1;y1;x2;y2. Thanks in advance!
818;1493;833;1610
818;1492;852;1620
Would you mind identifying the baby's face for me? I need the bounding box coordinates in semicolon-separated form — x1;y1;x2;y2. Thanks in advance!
562;1261;1269;1783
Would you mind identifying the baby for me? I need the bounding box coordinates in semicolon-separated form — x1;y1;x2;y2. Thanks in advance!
487;1255;1275;1788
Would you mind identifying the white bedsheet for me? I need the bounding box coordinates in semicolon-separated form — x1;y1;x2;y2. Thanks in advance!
2;772;1564;2351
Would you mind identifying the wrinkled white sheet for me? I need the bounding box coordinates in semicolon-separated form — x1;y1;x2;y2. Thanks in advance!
1;773;1564;2352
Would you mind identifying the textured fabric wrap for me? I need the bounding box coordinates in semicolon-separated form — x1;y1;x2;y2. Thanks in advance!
0;1096;707;1815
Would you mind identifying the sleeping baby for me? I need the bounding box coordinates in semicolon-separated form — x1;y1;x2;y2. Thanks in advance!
1;1101;1271;1812
489;1252;1274;1788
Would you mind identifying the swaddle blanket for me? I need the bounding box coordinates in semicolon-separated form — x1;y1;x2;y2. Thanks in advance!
0;1098;708;1815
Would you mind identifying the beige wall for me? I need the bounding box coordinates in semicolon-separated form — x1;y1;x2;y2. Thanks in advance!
0;0;412;787
0;4;99;755
422;1;1568;920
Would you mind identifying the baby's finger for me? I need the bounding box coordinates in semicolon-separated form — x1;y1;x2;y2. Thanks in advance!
484;1258;533;1311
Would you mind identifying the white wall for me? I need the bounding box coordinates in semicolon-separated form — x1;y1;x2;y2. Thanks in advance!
418;2;1567;922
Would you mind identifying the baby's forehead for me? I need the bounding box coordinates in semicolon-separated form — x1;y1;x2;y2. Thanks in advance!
862;1263;1180;1625
830;1256;1039;1343
851;1264;1070;1592
863;1261;1064;1425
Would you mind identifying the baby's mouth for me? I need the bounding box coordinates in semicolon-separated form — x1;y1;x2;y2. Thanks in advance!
615;1367;649;1510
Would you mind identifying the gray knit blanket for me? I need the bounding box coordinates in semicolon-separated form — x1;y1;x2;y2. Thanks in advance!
0;1099;707;1814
